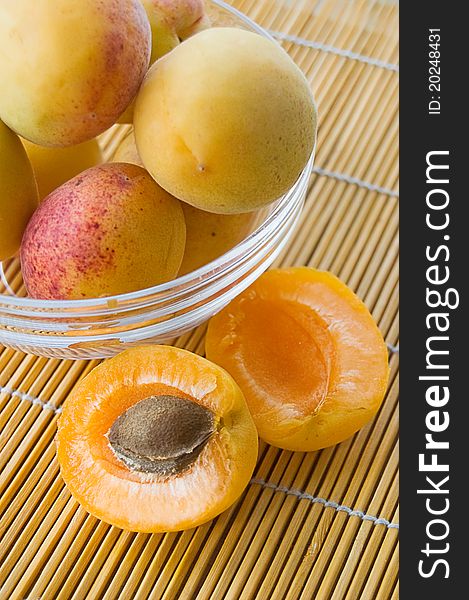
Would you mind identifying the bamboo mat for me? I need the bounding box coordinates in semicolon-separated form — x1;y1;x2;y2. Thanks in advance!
0;0;399;598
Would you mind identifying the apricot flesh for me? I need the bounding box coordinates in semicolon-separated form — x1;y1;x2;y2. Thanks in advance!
56;345;258;532
206;268;389;451
22;138;102;200
0;120;38;261
134;27;316;213
0;0;151;146
20;163;186;299
114;131;259;274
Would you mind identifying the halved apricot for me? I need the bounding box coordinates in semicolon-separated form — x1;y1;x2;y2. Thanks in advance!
205;268;389;451
56;345;258;532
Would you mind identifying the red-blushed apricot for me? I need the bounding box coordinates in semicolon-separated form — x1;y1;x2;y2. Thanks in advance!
20;163;186;299
56;345;258;532
0;0;151;146
143;0;210;63
205;268;389;451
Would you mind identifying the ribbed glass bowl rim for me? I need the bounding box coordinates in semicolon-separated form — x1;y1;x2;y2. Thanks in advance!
0;0;310;319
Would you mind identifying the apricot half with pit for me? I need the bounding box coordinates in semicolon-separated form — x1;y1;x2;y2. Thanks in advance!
56;345;258;532
206;268;389;451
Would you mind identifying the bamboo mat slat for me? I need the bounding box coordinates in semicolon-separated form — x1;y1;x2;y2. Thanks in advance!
0;0;399;598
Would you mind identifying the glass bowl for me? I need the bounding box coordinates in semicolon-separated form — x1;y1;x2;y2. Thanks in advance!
0;0;314;360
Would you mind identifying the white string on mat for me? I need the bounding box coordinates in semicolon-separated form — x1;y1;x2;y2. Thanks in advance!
269;30;399;73
312;166;399;198
251;478;399;530
0;384;62;415
1;386;399;530
1;344;397;418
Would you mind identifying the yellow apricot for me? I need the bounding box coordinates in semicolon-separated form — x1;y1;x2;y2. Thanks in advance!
179;205;259;275
0;120;38;261
118;0;210;124
134;28;316;214
22;138;102;200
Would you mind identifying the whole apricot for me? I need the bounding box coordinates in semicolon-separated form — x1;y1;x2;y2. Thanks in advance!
56;345;258;532
118;0;210;124
206;268;389;451
0;0;151;146
113;131;258;274
21;163;186;299
143;0;210;63
134;27;316;214
22;138;102;201
179;204;259;275
0;120;38;261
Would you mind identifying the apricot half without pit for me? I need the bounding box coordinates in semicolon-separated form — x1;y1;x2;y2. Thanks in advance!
56;345;258;533
206;268;389;452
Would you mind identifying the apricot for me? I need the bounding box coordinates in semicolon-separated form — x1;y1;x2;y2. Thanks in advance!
118;0;210;124
0;120;38;261
56;345;258;532
0;0;151;146
143;0;210;63
22;138;102;201
113;131;144;166
206;268;389;451
114;132;258;274
21;163;186;299
179;204;258;275
134;27;316;214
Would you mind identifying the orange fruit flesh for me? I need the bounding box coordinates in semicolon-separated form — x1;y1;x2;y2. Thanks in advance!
205;267;389;451
56;345;258;533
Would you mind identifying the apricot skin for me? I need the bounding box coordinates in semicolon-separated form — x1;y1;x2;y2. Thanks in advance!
0;120;38;261
22;138;102;200
134;27;316;213
0;0;151;146
21;163;186;299
114;131;259;274
56;345;259;532
206;268;389;451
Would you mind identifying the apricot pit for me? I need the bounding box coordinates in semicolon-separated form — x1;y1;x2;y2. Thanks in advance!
108;394;215;476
